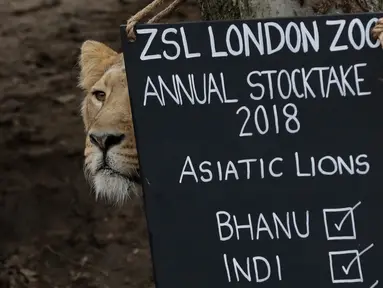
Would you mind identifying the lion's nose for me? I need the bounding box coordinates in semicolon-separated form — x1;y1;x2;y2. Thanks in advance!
89;132;125;151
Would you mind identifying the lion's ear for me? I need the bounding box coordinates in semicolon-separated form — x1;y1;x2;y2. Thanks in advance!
78;40;118;91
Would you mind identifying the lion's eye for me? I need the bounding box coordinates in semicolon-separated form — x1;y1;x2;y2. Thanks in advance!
92;90;106;102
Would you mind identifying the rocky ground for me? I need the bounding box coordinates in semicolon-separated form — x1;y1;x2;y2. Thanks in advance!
0;0;200;287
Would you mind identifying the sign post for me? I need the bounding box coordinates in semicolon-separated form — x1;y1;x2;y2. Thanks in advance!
121;13;383;288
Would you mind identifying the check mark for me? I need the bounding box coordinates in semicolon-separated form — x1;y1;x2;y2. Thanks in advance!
370;280;379;288
341;243;374;275
334;201;361;231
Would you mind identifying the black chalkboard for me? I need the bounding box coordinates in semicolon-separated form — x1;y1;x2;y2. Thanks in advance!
121;12;383;288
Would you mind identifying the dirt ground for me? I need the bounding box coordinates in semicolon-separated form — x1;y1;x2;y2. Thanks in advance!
0;0;200;287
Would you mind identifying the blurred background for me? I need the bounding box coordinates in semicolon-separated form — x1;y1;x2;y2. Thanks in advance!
0;0;200;287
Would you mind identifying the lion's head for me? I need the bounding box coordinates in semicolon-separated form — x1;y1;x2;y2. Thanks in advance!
78;40;141;204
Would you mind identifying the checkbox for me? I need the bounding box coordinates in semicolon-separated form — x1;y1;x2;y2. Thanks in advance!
328;244;374;284
328;250;363;283
323;202;361;240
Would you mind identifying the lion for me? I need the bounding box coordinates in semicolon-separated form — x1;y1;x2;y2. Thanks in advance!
78;18;383;204
78;40;141;204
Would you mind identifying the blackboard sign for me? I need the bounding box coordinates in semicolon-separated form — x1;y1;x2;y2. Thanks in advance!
121;12;383;288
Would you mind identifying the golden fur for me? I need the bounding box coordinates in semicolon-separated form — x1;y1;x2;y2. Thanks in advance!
78;40;140;204
77;19;383;204
372;17;383;43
